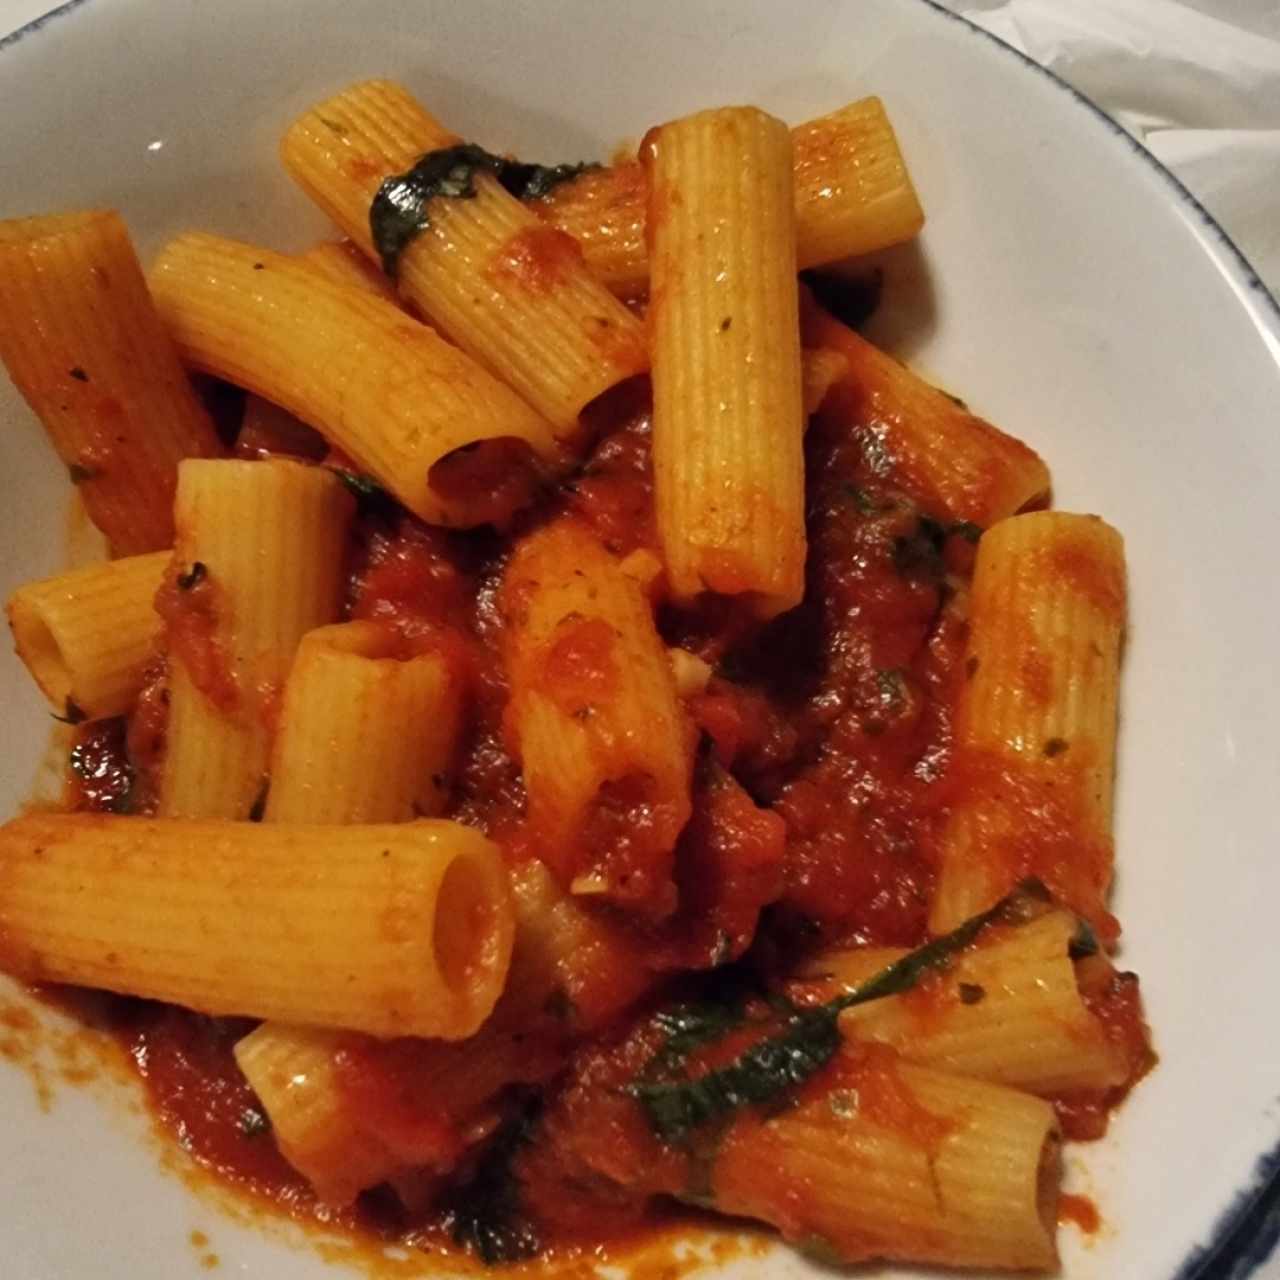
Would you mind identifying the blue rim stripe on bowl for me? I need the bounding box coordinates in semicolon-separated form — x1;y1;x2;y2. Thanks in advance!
1173;1139;1280;1280
918;0;1280;339
3;0;1280;1274
0;0;93;53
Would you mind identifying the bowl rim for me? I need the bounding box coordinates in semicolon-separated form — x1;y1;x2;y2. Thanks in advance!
3;1;1280;1277
913;7;1280;1274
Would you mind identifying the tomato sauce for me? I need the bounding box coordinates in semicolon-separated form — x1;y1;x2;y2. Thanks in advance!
1058;1193;1101;1235
52;297;1153;1270
1054;967;1156;1140
490;227;586;297
154;563;239;713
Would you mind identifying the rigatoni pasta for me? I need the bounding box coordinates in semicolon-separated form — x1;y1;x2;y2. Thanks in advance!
500;519;694;914
644;106;806;617
158;458;352;819
0;812;513;1038
297;238;400;302
930;512;1125;939
265;621;462;823
280;79;648;438
0;211;222;554
801;292;1050;526
535;95;924;299
235;1018;564;1206
6;551;168;722
150;234;558;527
709;1050;1060;1271
233;1024;403;1206
811;911;1127;1095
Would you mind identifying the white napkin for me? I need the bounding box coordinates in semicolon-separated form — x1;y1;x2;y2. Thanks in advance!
942;0;1280;297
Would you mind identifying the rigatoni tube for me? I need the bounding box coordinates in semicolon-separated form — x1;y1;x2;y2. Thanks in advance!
6;551;168;721
500;520;694;916
150;234;557;528
280;79;647;437
709;1049;1060;1271
801;293;1050;527
233;1024;404;1206
265;621;463;823
158;459;352;820
644;107;806;617
814;912;1127;1095
535;96;923;299
297;239;400;303
234;1019;563;1205
0;211;222;554
930;512;1125;941
0;813;513;1039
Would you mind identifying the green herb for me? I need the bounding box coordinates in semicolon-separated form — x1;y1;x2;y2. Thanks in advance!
628;880;1051;1145
66;462;99;485
542;988;577;1023
648;999;747;1074
330;467;383;501
328;466;398;518
511;158;597;199
1069;916;1100;959
874;668;908;711
631;1004;844;1144
52;697;87;726
842;484;882;516
176;561;207;591
796;1235;848;1268
446;1092;543;1265
238;1106;271;1138
371;143;598;276
892;515;948;580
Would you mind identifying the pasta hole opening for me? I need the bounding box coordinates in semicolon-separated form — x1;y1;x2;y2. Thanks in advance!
579;373;650;445
428;437;542;527
11;612;73;713
433;854;495;996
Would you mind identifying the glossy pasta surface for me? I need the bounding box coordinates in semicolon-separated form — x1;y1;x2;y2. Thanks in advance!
0;80;1153;1277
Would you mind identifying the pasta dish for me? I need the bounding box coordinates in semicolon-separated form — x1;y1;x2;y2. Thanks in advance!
0;80;1153;1273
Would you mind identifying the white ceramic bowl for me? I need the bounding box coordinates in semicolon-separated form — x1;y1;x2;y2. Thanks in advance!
3;1;1280;1277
